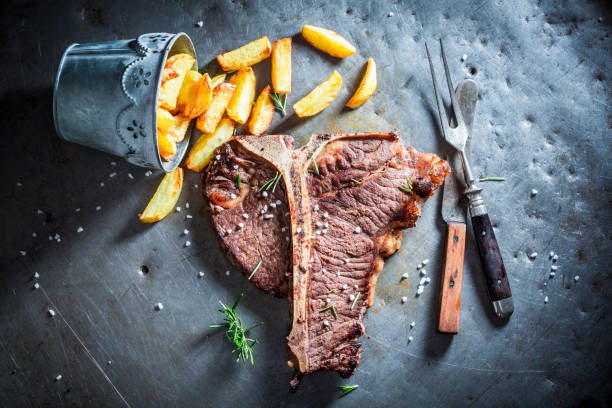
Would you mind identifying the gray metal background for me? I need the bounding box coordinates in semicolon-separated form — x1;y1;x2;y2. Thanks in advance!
1;0;611;407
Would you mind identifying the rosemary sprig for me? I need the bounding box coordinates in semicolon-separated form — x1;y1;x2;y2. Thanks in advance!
479;177;505;182
237;173;241;188
308;157;320;175
210;293;263;365
258;172;279;192
327;289;336;294
351;292;360;310
271;172;283;193
338;384;359;397
351;179;362;184
269;92;287;116
320;304;338;319
248;260;262;280
399;178;413;194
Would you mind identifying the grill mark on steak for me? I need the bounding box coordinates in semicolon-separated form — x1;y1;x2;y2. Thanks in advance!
203;132;450;387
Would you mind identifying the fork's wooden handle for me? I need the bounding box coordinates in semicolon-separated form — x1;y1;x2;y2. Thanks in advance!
438;222;466;334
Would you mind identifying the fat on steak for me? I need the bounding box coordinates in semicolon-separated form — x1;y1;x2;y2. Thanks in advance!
204;132;450;388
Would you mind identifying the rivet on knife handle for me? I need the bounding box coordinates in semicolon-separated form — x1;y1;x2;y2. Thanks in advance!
438;222;466;333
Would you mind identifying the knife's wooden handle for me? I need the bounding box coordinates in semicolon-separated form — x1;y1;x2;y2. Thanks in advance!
438;222;466;334
472;213;513;316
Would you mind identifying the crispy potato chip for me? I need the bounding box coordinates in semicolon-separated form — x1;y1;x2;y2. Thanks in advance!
160;54;196;111
185;117;235;172
139;167;183;223
211;74;226;89
216;36;271;71
301;25;356;58
226;67;256;124
346;58;377;109
271;38;292;94
158;131;177;161
177;71;212;119
196;82;235;134
293;70;342;117
248;85;275;135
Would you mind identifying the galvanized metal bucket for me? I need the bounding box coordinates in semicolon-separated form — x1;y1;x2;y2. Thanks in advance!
53;32;197;172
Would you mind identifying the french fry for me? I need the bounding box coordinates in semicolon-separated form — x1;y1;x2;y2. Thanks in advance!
157;108;176;138
216;36;271;71
301;25;356;58
271;38;292;94
196;82;235;134
293;70;342;117
211;74;226;89
226;67;256;124
139;167;183;223
248;85;275;135
157;109;191;143
171;115;191;143
160;53;196;111
346;58;377;109
158;131;176;161
185;118;235;172
177;71;212;119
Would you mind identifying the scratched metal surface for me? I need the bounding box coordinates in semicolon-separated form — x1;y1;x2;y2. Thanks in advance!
1;0;611;406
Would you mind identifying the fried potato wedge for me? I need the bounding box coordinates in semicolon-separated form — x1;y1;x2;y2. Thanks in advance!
216;36;271;71
161;67;179;85
157;108;176;138
139;167;183;223
177;71;212;119
301;25;356;58
171;115;191;143
165;53;196;72
293;70;342;117
248;85;275;135
271;38;292;94
211;74;226;89
196;82;235;134
157;109;191;144
226;67;256;124
346;58;377;109
158;131;177;162
185;117;235;172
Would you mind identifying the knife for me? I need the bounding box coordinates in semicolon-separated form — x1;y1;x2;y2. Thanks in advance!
437;79;477;333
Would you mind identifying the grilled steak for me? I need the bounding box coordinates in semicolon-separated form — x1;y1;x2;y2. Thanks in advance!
204;132;450;387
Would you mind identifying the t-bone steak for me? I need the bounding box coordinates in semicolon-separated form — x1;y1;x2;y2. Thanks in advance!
204;132;450;388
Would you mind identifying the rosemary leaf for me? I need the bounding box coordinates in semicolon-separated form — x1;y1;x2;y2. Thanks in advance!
248;260;262;280
237;173;241;188
271;172;282;193
327;289;336;294
311;157;320;176
331;305;338;319
269;92;287;116
398;186;412;193
479;177;505;182
351;179;362;184
338;384;359;397
319;305;333;312
351;292;360;309
406;178;413;189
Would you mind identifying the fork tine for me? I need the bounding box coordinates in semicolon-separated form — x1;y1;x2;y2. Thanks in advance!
425;41;450;139
439;39;465;128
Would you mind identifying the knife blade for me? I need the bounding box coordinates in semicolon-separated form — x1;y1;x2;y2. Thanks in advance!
438;79;477;334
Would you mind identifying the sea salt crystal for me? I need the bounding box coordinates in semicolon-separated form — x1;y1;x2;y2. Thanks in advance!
531;189;538;196
355;226;361;233
48;309;56;317
264;214;274;219
551;265;558;271
461;54;467;62
388;11;394;17
349;294;355;301
410;321;415;328
198;271;204;278
55;374;62;381
233;165;238;170
215;154;221;160
238;223;244;228
326;298;331;304
323;212;329;218
416;264;422;269
419;277;427;285
225;270;230;276
552;254;558;262
16;182;22;187
155;303;164;311
176;206;181;212
408;336;413;342
183;229;189;235
345;259;350;264
574;275;580;282
243;213;249;219
100;182;105;187
401;296;408;304
281;227;286;232
324;222;329;228
77;226;83;233
96;206;101;211
230;193;237;199
343;284;348;290
313;204;319;211
270;203;277;209
297;227;302;233
529;252;538;259
323;320;329;326
549;271;556;278
186;214;193;219
109;172;117;178
33;283;39;289
285;212;290;217
422;259;429;265
127;173;133;180
262;205;268;212
34;272;40;279
19;251;26;256
420;269;427;276
416;285;424;296
549;251;555;258
544;296;549;304
286;236;290;241
354;284;358;289
401;273;409;280
37;209;44;215
262;191;268;198
276;200;281;205
144;170;152;177
185;241;191;247
482;231;486;236
75;208;80;212
322;229;328;234
316;230;321;235
424;277;431;284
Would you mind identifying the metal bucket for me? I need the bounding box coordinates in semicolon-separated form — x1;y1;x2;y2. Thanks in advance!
53;32;197;172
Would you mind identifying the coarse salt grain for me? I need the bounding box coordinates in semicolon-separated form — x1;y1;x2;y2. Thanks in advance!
185;203;190;209
424;277;431;284
96;206;101;211
482;231;486;236
48;309;56;317
323;320;329;326
75;208;80;212
281;227;286;232
416;285;424;296
230;193;237;199
349;294;355;301
388;11;394;17
233;165;238;170
410;321;415;328
297;227;302;233
574;275;580;282
355;226;361;233
401;273;409;280
529;252;538;259
34;272;40;279
417;264;422;269
345;259;350;264
100;182;105;187
55;374;62;381
145;170;152;177
401;296;408;304
270;203;277;209
276;200;281;205
286;236;290;241
243;213;249;219
176;206;181;212
422;259;429;265
316;230;321;235
419;277;427;285
549;271;556;278
324;222;329;228
33;283;40;289
322;229;328;234
343;284;348;290
531;189;538;196
326;298;331;304
77;226;83;233
262;205;268;212
37;209;43;215
264;214;274;220
216;154;221;160
186;214;193;219
549;251;555;258
185;241;191;247
323;212;329;218
155;303;164;311
544;296;549;304
183;229;189;235
420;269;427;276
552;254;558;261
262;191;268;197
238;223;244;228
551;265;558;271
19;251;26;256
314;205;319;211
126;173;133;179
225;270;230;276
198;271;204;278
109;172;117;178
354;284;358;289
408;336;413;342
